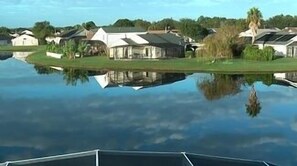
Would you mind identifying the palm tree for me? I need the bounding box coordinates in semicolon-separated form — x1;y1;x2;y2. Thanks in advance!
246;86;261;118
247;7;263;44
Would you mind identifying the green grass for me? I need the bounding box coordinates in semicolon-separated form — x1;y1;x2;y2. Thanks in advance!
0;45;45;52
26;50;297;73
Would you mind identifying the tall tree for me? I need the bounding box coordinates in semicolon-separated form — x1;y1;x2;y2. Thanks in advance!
0;27;11;35
113;19;134;27
32;21;55;45
246;7;263;44
148;18;178;30
82;21;97;30
178;18;208;41
133;19;151;30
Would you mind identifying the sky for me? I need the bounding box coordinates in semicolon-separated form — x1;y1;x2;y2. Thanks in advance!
1;0;297;28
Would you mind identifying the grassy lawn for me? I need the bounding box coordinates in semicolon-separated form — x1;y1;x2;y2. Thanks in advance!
0;45;45;52
26;50;297;73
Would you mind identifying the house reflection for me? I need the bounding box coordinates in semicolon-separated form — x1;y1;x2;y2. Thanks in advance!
274;72;297;88
13;52;33;62
94;71;186;90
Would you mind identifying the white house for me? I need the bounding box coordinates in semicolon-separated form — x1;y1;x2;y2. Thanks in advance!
254;33;297;57
11;34;39;46
91;27;147;47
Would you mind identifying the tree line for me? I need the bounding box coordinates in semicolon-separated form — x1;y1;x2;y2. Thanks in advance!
1;13;297;46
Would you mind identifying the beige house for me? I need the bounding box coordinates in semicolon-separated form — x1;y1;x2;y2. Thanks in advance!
11;34;38;46
109;33;185;60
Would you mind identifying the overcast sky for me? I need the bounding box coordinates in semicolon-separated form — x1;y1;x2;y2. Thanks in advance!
1;0;297;28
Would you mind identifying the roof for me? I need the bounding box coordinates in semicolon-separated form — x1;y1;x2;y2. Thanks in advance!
102;27;146;33
111;33;185;48
139;33;184;45
59;29;79;38
254;33;297;45
122;38;138;45
0;149;276;166
282;27;297;33
239;28;280;38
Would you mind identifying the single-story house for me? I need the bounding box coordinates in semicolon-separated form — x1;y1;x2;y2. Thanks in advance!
94;71;185;90
11;34;39;46
0;34;12;45
109;33;185;60
46;28;99;45
254;33;297;57
91;27;147;47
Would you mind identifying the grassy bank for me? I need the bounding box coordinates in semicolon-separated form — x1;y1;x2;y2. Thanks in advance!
0;45;45;52
26;50;297;73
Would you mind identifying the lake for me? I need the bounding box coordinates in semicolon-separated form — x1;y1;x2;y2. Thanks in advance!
1;53;297;165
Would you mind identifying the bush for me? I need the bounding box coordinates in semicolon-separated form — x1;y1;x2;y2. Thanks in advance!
46;42;63;54
242;45;275;61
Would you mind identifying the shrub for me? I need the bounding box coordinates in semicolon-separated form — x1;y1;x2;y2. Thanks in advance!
242;45;275;61
46;42;63;54
198;25;245;59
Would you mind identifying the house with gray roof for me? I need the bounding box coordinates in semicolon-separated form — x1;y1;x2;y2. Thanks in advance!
109;33;185;59
91;27;147;47
254;32;297;57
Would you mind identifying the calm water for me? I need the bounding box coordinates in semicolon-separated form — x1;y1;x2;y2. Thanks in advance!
1;54;297;165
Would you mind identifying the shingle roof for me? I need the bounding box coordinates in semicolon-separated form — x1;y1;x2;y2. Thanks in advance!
102;27;146;33
122;38;138;45
138;33;184;46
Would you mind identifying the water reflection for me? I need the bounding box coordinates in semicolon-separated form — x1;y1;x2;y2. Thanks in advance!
246;86;261;118
197;74;243;100
13;52;32;62
0;52;12;61
94;71;186;90
33;66;186;89
0;51;32;62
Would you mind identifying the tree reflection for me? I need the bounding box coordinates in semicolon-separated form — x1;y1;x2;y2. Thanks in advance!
245;86;261;118
244;74;275;86
198;74;243;100
63;68;89;86
34;65;59;75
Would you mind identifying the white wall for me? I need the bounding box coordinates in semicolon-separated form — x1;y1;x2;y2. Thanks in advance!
12;34;39;46
91;28;147;47
263;44;287;56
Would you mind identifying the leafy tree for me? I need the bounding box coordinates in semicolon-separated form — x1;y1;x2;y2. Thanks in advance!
265;14;297;29
149;18;179;30
32;21;55;45
246;86;261;118
133;19;151;30
0;27;11;35
199;25;244;58
82;21;97;30
246;7;263;44
178;18;208;41
63;40;77;59
77;41;87;58
113;19;134;27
